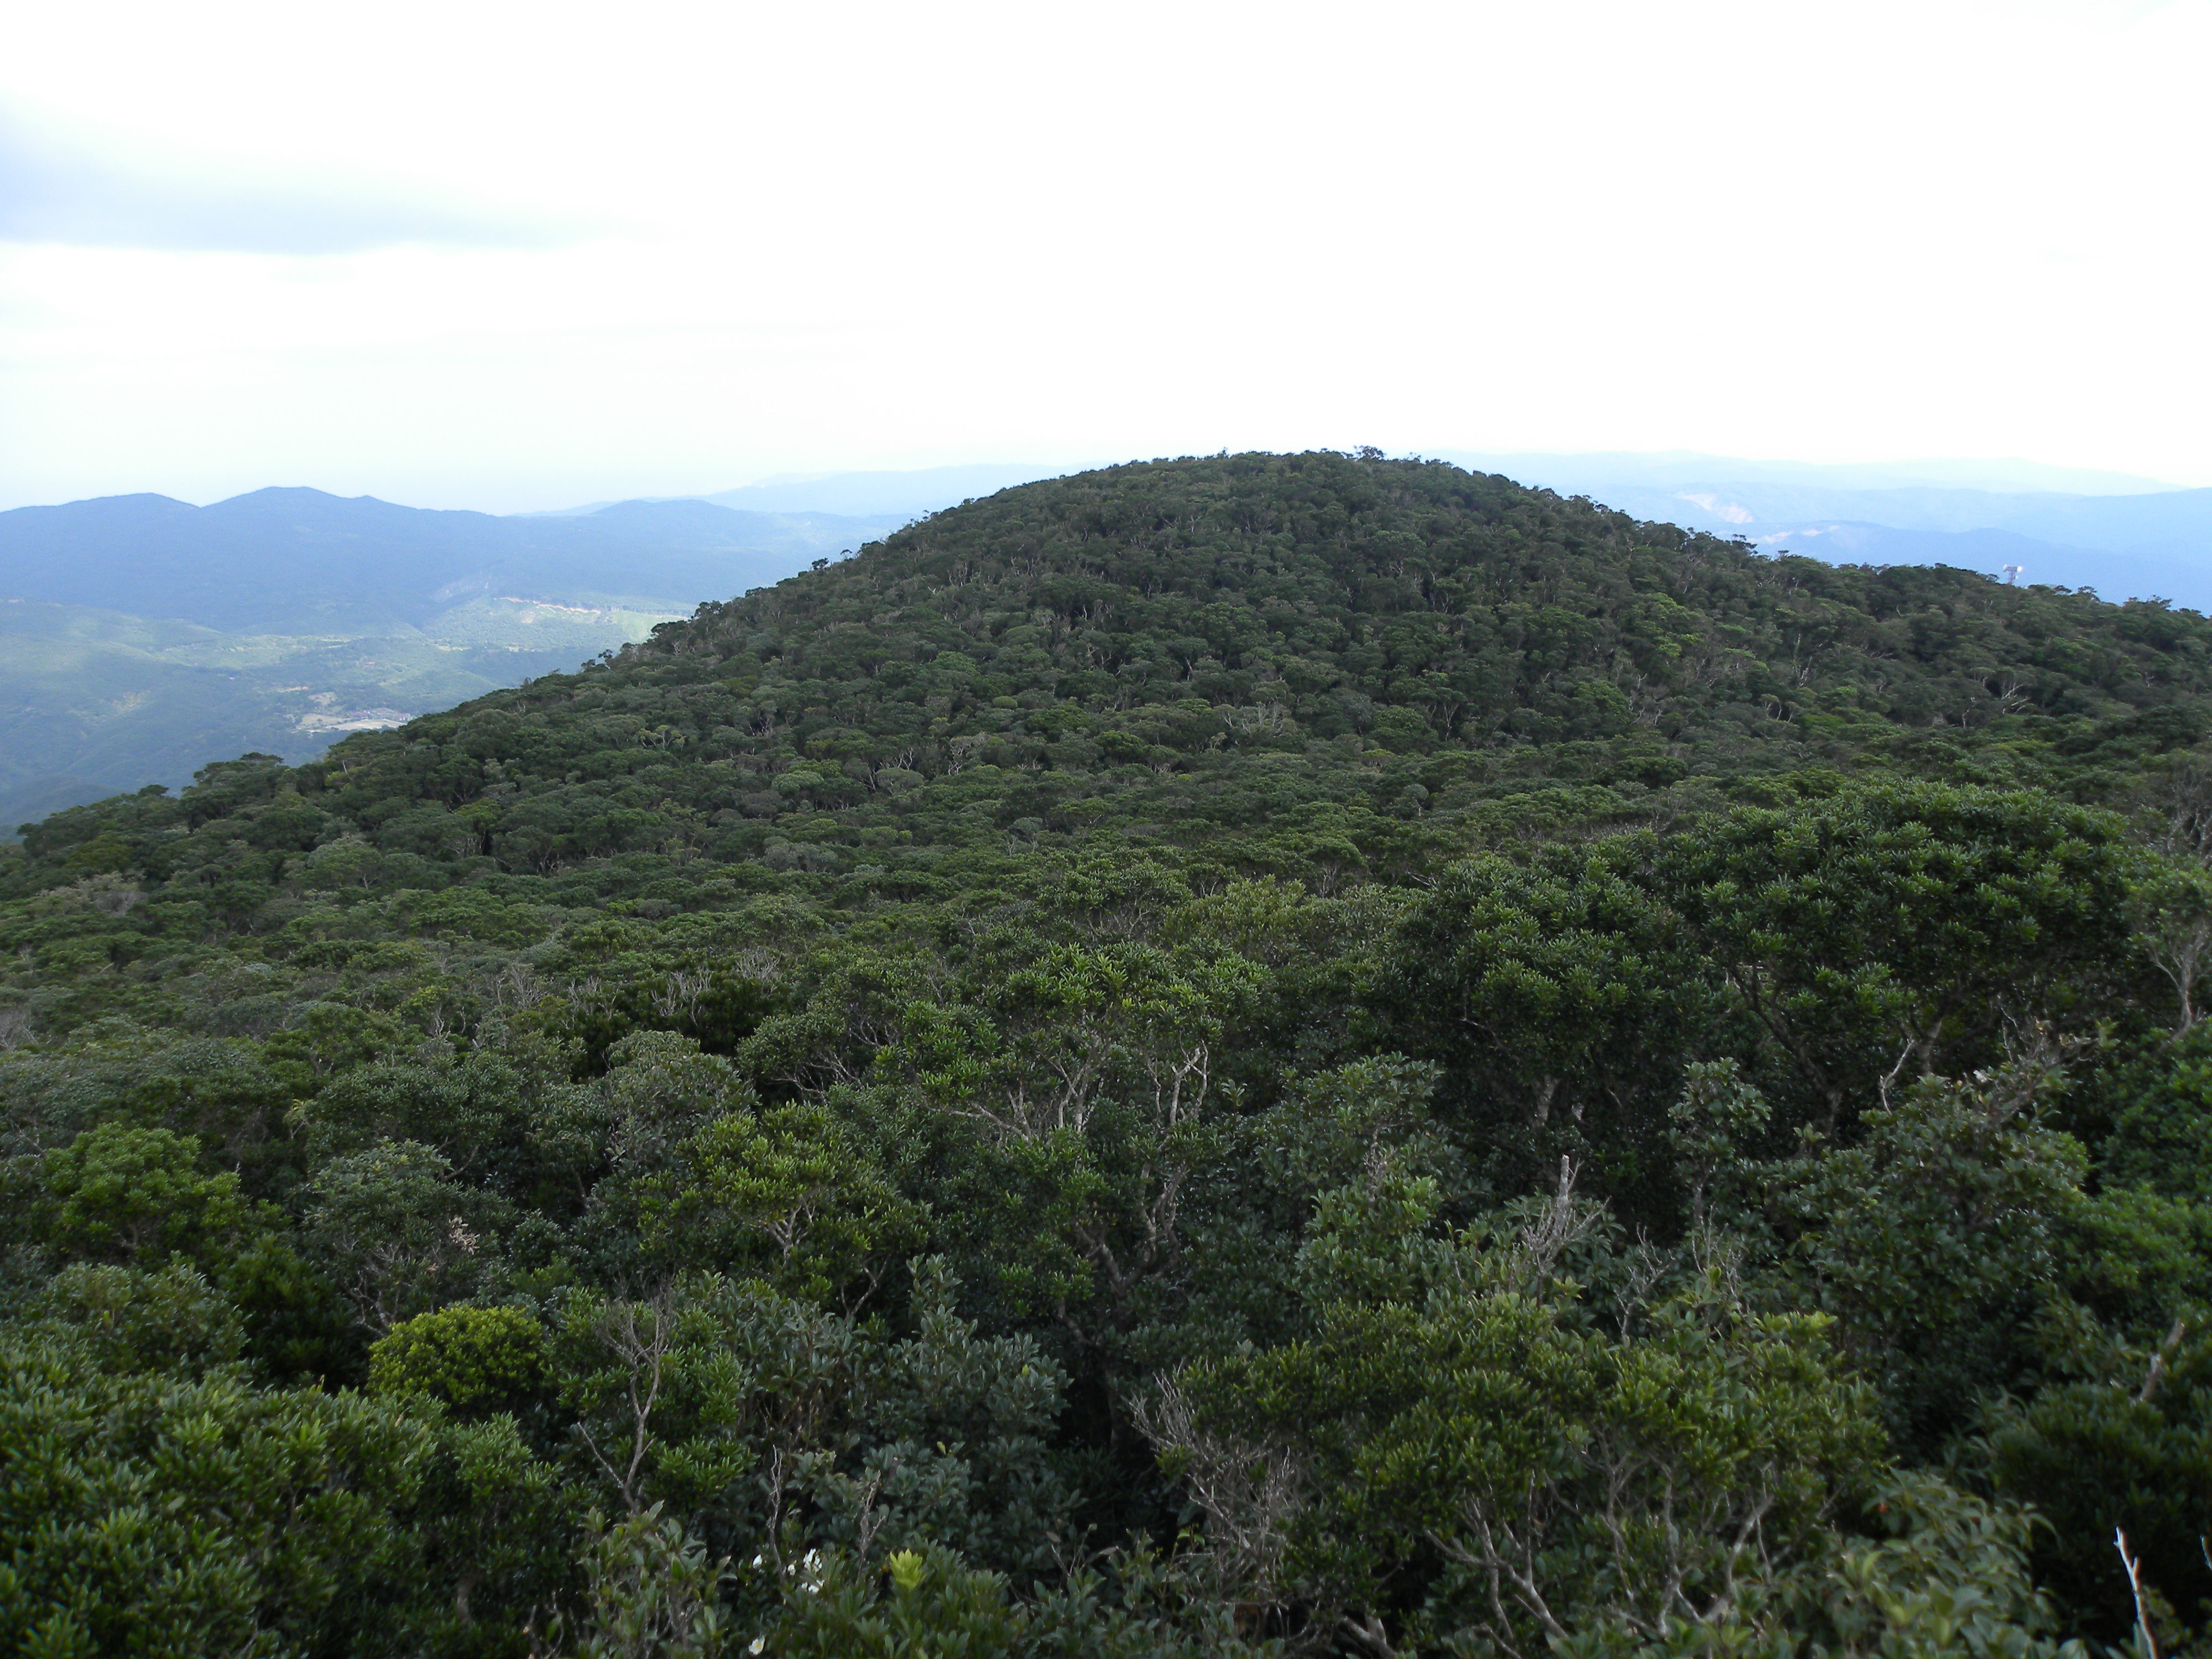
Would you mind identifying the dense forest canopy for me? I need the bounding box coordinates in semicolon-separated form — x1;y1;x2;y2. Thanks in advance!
6;451;2212;1656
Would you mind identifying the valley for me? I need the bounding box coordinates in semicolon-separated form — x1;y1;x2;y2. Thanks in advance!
0;488;901;826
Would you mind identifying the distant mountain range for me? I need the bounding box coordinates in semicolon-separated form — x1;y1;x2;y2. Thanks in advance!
1438;451;2179;496
0;488;901;634
525;463;1081;524
530;455;2212;614
1437;452;2212;611
8;453;2211;833
0;489;901;828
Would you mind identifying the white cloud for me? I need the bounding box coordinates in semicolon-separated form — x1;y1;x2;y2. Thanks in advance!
1681;494;1756;525
1;0;2207;509
0;112;575;253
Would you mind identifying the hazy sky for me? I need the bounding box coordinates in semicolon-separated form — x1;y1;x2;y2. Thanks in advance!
2;0;2206;511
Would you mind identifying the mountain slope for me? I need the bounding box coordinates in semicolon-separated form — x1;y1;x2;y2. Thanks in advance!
21;450;2212;885
494;451;2212;836
6;453;2212;1650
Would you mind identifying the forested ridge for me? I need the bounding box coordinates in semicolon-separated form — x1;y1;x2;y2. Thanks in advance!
7;450;2212;1656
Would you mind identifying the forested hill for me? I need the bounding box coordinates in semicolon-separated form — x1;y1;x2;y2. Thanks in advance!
6;451;2212;1656
26;449;2209;891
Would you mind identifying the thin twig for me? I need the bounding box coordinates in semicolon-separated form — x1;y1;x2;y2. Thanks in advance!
2117;1528;2159;1659
2139;1319;2186;1404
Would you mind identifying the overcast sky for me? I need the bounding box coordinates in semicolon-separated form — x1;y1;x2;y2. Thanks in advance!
2;0;2206;512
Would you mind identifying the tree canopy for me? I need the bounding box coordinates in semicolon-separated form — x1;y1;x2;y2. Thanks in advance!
3;452;2209;1655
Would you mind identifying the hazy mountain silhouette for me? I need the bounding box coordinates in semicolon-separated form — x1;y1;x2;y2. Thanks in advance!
0;488;900;634
698;463;1080;519
0;489;904;827
1435;456;2212;610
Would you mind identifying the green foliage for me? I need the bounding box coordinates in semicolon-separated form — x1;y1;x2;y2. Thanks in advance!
1759;1061;2093;1449
1153;1167;1887;1652
33;1120;252;1267
640;1100;926;1303
0;1292;432;1656
27;1261;246;1376
1989;1353;2212;1645
772;1543;1019;1658
1662;785;2151;1131
304;1139;505;1334
6;454;2212;1650
1983;1181;2212;1637
371;1302;549;1412
558;1504;730;1659
1561;1474;2084;1659
549;1260;1071;1583
773;1540;1285;1658
2101;1021;2212;1201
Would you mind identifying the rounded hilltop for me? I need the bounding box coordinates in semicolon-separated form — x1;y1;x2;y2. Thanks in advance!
2;450;2210;1655
24;448;2212;885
